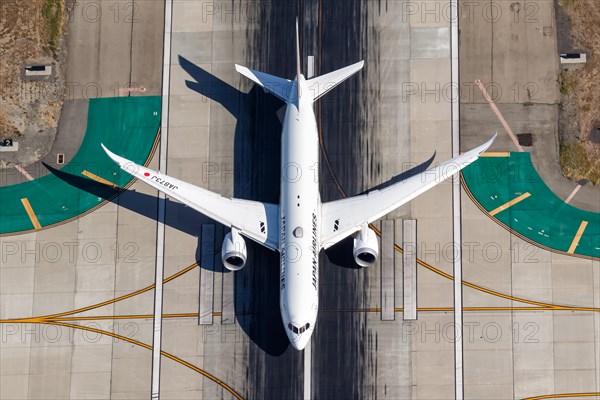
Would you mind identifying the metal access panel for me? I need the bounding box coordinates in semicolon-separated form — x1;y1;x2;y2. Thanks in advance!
402;219;417;320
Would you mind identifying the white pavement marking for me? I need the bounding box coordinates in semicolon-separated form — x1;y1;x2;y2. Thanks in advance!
14;165;34;181
402;220;417;321
199;225;215;325
151;0;173;398
307;56;315;78
304;339;312;399
450;0;464;398
381;219;396;321
565;184;582;204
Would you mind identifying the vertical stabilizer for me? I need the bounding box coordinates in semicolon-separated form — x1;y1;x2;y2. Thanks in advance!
296;18;302;98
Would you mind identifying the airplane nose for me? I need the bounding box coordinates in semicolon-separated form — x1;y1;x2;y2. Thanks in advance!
283;316;314;350
291;335;309;350
286;328;312;350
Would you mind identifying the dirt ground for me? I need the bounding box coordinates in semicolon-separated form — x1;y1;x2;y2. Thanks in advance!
557;0;600;184
0;0;68;166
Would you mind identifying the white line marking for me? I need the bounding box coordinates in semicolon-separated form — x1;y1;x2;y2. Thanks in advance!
304;339;312;399
565;184;582;204
151;0;173;398
307;56;315;78
450;0;464;398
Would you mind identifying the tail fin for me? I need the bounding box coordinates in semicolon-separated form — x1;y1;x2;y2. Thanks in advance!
306;60;364;102
235;18;303;104
235;18;363;104
296;18;302;79
296;18;302;99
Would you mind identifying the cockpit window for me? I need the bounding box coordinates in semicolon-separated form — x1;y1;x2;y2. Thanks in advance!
288;322;311;334
293;227;303;238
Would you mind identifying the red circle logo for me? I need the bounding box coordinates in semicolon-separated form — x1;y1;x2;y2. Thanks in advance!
144;172;150;177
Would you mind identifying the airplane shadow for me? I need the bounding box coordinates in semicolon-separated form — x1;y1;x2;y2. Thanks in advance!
359;151;436;194
45;57;290;356
179;56;289;356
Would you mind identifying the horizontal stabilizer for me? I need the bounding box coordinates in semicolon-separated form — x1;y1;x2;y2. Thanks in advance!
307;60;364;101
235;64;297;103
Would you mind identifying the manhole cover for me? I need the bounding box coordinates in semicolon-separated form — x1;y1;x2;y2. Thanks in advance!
517;133;533;147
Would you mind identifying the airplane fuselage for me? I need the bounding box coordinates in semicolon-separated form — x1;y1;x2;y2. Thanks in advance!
279;75;320;350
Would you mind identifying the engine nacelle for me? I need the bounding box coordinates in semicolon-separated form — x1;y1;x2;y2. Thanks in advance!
221;230;247;271
353;226;379;267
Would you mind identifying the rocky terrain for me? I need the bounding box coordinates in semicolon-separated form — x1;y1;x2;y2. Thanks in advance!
0;0;68;168
557;0;600;184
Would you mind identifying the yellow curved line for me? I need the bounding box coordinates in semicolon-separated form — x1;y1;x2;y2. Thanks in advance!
369;225;600;312
522;393;600;400
40;262;199;319
45;320;245;400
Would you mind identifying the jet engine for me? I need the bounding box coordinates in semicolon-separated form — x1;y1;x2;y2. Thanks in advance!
353;226;379;267
221;229;247;271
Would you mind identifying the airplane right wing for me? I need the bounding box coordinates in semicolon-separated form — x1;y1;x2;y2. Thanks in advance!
320;135;496;249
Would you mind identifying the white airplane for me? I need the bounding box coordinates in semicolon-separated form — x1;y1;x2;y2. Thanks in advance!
102;21;495;350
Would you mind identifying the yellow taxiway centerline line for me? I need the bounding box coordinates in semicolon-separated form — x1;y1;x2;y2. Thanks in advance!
480;152;510;157
20;198;41;229
567;220;588;254
489;192;531;216
81;170;120;188
4;304;599;325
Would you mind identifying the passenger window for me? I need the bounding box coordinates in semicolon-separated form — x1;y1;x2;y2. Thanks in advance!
299;327;305;333
293;326;299;334
288;323;293;331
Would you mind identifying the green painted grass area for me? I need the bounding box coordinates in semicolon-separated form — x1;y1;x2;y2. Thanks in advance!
0;96;161;235
462;152;600;259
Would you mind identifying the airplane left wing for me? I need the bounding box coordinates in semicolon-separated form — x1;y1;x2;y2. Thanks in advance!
101;145;279;251
320;135;496;249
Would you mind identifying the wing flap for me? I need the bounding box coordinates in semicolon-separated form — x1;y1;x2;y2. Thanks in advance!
102;144;279;251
